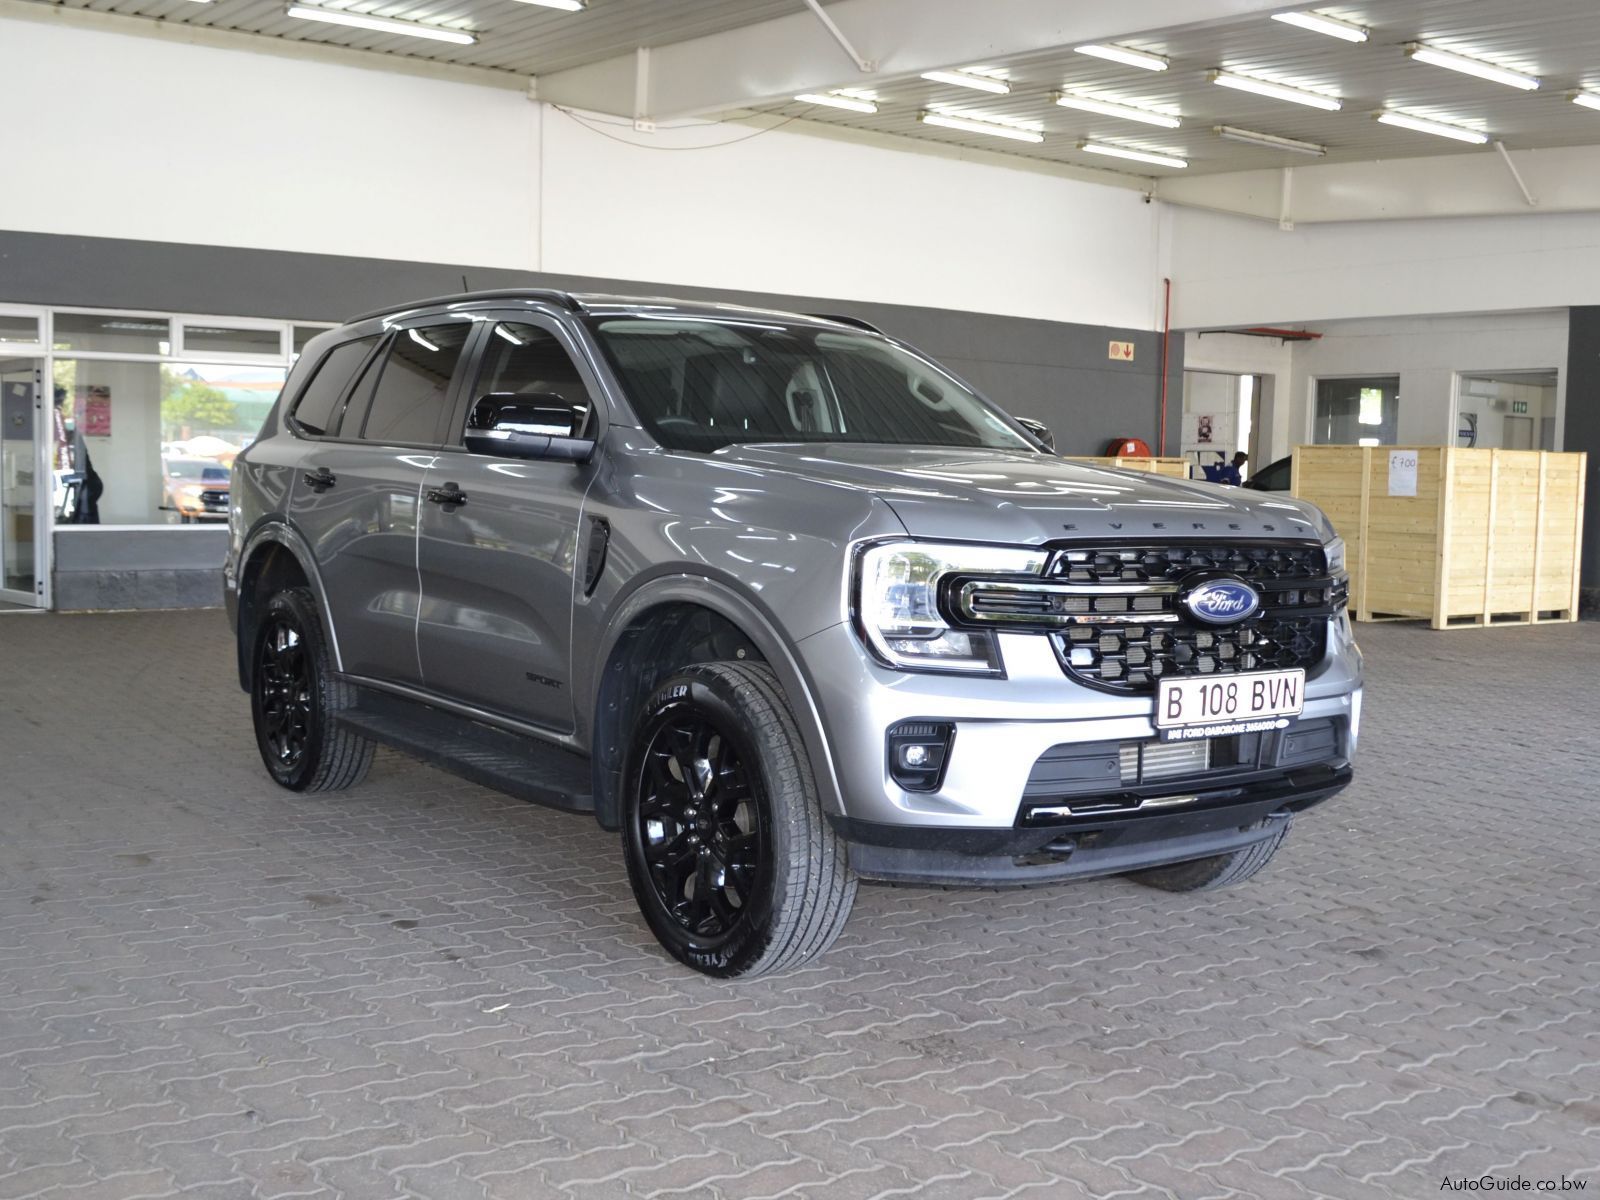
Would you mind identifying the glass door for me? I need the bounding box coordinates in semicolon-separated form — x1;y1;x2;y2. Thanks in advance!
0;357;44;606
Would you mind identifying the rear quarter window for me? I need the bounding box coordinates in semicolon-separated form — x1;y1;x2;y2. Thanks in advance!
289;335;381;436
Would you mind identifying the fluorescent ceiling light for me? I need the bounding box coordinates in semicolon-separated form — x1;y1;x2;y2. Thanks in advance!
1214;124;1326;155
1209;69;1341;110
1054;91;1180;128
1375;110;1488;144
794;92;878;113
1573;90;1600;111
509;0;583;8
920;111;1044;143
1079;140;1187;168
1271;11;1368;42
1074;44;1169;72
1404;43;1539;90
921;69;1010;95
285;4;476;43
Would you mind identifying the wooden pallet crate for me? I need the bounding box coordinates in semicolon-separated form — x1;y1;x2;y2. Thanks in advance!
1290;445;1587;629
1065;456;1192;479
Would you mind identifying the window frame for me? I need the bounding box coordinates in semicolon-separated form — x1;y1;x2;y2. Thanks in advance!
442;312;608;455
349;316;480;451
285;332;387;441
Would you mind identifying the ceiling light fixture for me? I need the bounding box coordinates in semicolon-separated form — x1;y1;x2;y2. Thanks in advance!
1375;109;1489;144
509;0;584;8
920;111;1044;143
921;69;1011;95
1404;43;1539;90
1270;11;1368;42
1079;140;1187;168
1214;124;1327;155
284;4;476;43
1572;90;1600;111
1209;69;1342;110
1074;44;1169;72
1054;91;1180;128
794;91;879;113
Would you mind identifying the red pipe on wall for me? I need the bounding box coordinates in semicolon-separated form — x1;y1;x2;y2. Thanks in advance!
1158;277;1172;454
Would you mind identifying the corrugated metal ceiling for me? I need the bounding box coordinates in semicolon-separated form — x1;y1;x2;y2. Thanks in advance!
19;0;1600;176
42;0;808;76
747;0;1600;175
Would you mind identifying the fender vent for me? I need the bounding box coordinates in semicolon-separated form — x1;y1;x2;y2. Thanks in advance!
583;517;610;596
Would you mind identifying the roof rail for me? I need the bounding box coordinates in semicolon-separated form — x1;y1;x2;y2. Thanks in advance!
809;313;883;334
345;288;580;325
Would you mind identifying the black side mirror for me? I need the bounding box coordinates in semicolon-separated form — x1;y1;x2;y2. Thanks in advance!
1016;416;1056;453
463;392;596;462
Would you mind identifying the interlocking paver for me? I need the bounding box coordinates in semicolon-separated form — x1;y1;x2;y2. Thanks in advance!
1;610;1597;1198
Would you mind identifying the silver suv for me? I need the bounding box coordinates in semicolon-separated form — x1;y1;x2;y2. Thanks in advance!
226;291;1361;977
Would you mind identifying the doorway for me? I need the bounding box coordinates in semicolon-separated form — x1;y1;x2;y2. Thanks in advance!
0;357;45;607
1455;370;1558;450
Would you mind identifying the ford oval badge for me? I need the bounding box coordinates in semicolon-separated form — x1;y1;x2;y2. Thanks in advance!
1180;577;1261;626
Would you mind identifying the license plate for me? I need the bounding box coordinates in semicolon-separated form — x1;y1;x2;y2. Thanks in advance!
1155;669;1305;741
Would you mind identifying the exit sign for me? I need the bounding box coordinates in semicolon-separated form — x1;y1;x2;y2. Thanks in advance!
1108;340;1135;362
1511;400;1529;414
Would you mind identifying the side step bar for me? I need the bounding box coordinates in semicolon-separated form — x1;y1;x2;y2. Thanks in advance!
338;691;593;814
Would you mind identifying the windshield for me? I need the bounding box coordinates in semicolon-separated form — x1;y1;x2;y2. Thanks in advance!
585;317;1038;454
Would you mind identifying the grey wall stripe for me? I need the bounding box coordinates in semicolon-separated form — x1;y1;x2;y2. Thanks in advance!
0;229;1184;457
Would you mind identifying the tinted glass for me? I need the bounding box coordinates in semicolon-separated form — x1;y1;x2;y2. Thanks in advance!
467;323;594;440
54;312;170;355
183;323;282;357
1313;376;1399;446
361;324;472;446
586;317;1034;454
0;313;41;346
290;335;380;436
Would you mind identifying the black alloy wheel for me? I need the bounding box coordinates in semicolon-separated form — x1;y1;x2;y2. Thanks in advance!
249;587;373;793
634;712;766;943
621;662;857;978
256;615;313;773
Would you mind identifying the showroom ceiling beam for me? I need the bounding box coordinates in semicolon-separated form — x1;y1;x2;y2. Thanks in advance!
1155;142;1600;223
535;0;1286;120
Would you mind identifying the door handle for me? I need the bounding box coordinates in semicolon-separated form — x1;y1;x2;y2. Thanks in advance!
302;468;337;493
426;483;468;509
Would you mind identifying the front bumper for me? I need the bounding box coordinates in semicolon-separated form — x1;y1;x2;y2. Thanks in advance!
795;614;1362;879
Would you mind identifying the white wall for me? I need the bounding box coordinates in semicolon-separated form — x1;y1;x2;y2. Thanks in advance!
0;16;1164;330
1;20;541;271
537;108;1163;328
1281;312;1569;460
1166;205;1600;329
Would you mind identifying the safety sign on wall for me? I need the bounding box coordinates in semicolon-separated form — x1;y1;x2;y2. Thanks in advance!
1108;341;1135;362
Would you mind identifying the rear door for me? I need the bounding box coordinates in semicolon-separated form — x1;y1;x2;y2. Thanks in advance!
414;314;605;731
290;317;474;685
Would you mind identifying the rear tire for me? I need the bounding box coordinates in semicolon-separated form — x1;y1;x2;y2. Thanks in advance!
250;586;373;793
1125;816;1292;892
622;662;856;977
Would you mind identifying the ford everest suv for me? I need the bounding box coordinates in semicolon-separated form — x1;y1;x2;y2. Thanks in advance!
226;291;1360;977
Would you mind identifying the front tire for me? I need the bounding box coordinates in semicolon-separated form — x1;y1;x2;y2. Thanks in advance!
250;586;373;793
1125;816;1292;892
622;662;856;977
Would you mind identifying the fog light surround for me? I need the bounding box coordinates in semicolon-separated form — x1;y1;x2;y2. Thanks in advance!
887;721;955;792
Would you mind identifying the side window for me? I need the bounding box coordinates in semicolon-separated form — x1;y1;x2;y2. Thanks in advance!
359;323;473;446
289;335;380;436
465;323;595;440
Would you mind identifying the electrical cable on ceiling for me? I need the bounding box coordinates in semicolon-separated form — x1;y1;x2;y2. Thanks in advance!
552;103;807;149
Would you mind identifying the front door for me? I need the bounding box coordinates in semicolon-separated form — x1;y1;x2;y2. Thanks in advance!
415;315;604;733
0;358;45;607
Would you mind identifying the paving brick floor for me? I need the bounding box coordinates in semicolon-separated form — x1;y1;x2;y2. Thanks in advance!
1;610;1598;1199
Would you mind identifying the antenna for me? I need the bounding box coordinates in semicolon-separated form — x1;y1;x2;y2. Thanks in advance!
461;273;470;291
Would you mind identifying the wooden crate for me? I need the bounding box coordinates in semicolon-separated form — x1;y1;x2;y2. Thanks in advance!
1065;456;1192;479
1290;445;1587;629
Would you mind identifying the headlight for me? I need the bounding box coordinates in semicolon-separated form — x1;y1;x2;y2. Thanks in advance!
855;542;1046;674
1323;535;1346;576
